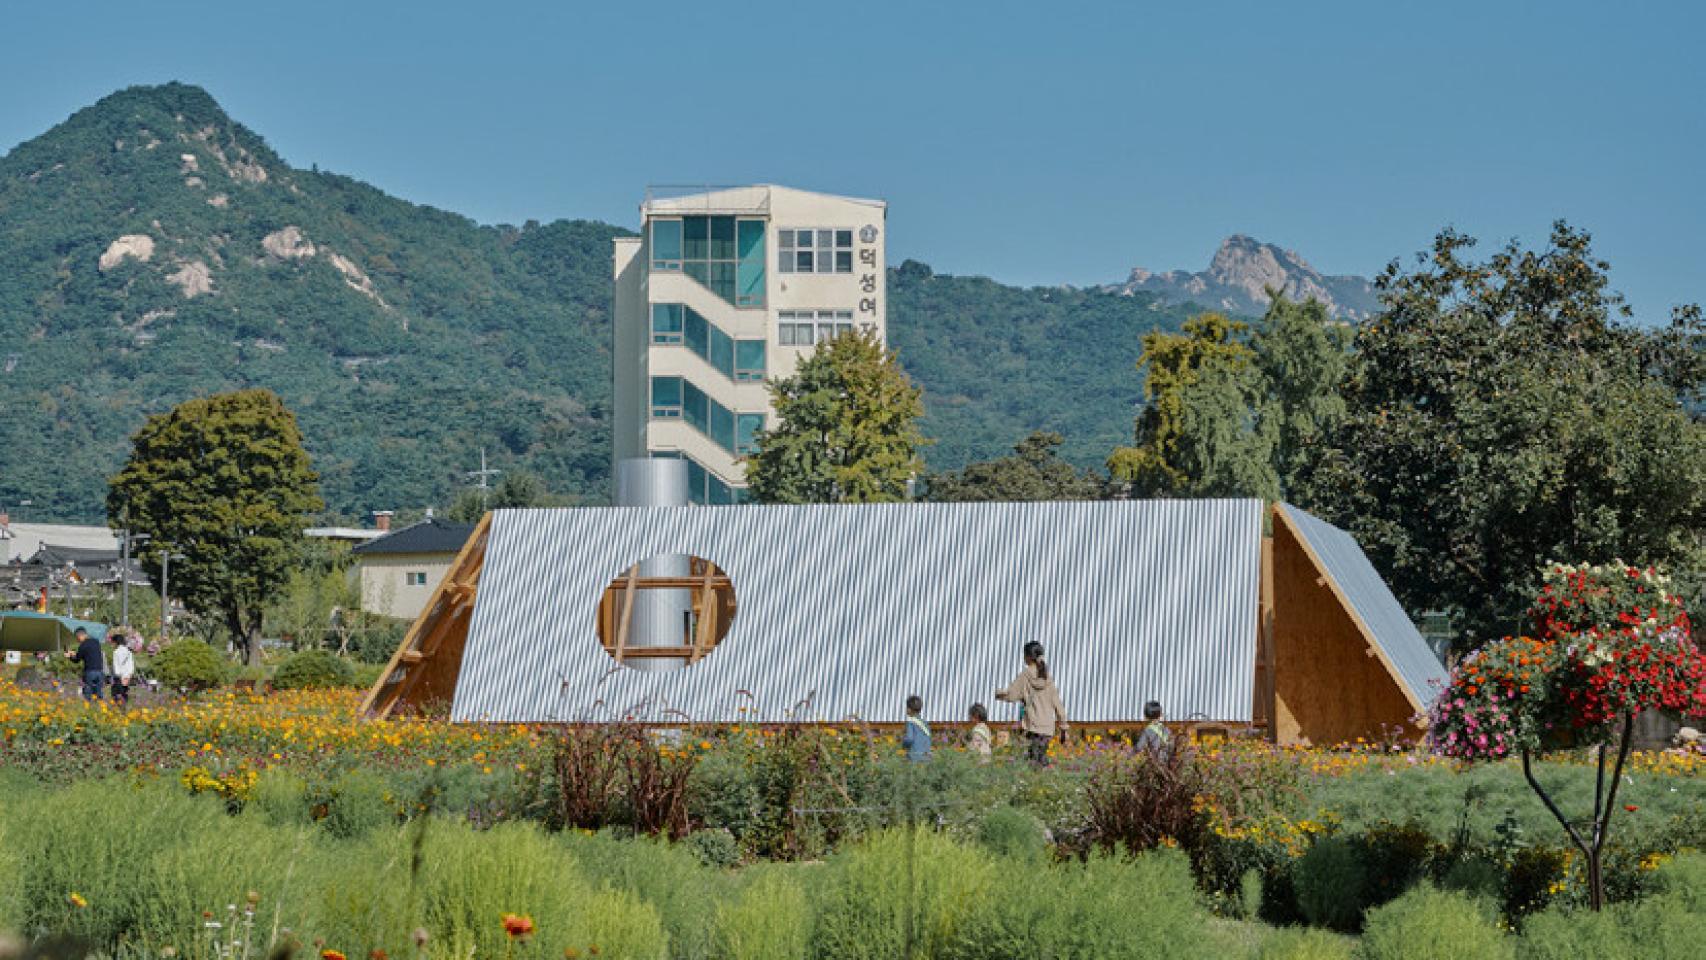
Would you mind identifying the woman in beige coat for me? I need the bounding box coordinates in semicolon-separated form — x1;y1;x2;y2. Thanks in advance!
995;640;1068;765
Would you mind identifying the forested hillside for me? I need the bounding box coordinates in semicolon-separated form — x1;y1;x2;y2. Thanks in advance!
0;83;1193;520
888;261;1195;470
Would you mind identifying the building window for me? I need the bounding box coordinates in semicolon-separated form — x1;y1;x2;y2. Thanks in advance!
657;215;765;307
736;413;765;455
654;303;766;383
651;376;683;418
778;228;853;274
778;310;855;346
651;376;764;458
651;304;684;344
651;219;683;270
405;572;428;586
734;339;766;381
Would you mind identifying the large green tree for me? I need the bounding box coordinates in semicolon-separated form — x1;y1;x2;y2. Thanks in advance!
1301;222;1706;646
108;388;324;664
1108;312;1279;499
746;330;929;504
1249;294;1352;492
926;431;1106;502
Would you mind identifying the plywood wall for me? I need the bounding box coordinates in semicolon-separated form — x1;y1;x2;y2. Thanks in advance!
1270;515;1418;745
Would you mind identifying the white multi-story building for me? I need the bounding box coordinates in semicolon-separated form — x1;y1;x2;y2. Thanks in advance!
613;185;888;503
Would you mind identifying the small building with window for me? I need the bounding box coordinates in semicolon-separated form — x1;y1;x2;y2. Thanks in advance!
351;518;475;621
613;185;888;504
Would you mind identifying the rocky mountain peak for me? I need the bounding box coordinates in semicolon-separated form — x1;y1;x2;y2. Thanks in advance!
1115;235;1379;320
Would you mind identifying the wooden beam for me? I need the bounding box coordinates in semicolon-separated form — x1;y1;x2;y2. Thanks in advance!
613;563;639;664
603;576;733;590
1256;533;1277;741
690;562;717;663
360;511;492;719
601;645;704;658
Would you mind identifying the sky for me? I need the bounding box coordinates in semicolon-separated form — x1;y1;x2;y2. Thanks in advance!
3;0;1702;318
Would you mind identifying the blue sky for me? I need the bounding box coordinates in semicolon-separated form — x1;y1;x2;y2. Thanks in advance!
4;0;1701;318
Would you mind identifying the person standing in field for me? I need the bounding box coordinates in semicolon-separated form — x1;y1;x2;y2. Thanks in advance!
967;702;993;763
995;641;1068;766
66;627;105;701
109;631;136;706
901;694;932;762
1136;700;1172;756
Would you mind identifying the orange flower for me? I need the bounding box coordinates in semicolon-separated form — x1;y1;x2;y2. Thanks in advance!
322;951;347;960
501;913;535;939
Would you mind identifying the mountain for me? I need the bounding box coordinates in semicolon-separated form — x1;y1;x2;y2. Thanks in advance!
888;262;1193;471
0;83;1196;521
0;83;621;521
1112;234;1379;320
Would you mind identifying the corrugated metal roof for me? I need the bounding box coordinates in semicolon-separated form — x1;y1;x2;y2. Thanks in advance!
1277;503;1447;709
451;499;1262;725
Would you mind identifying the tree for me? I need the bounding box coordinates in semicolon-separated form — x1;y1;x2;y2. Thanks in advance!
107;389;323;665
1249;294;1352;492
446;468;559;522
1301;223;1706;645
746;330;929;504
926;431;1106;502
1428;562;1706;909
1107;312;1279;500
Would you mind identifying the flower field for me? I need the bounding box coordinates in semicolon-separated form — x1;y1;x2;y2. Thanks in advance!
1;676;1703;958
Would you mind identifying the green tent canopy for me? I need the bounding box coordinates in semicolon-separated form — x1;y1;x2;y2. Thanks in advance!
0;612;110;653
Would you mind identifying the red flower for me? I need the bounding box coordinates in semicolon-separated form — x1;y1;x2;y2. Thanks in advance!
1624;804;1639;813
502;914;535;940
323;951;347;960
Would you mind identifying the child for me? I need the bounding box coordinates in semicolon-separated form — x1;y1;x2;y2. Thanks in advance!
1136;700;1171;755
967;703;993;763
109;631;136;706
995;641;1069;766
900;694;932;762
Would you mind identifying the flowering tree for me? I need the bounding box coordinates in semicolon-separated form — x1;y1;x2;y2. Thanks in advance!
1428;562;1706;908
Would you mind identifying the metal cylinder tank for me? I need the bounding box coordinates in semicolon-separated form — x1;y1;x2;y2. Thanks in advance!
614;459;692;672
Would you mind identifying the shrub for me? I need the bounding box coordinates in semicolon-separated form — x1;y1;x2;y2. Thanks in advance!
1648;850;1706;912
148;639;228;691
271;649;357;690
1258;927;1356;960
1294;837;1368;933
248;770;311;826
814;829;998;960
1440;855;1504;903
1360;821;1434;903
1514;906;1633;959
687;827;741;869
320;768;396;839
974;804;1048;863
562;829;724;960
1612;894;1706;959
308;819;668;960
954;848;1217;959
1357;886;1512;960
1085;742;1205;854
712;867;812;960
13;778;287;947
349;617;407;664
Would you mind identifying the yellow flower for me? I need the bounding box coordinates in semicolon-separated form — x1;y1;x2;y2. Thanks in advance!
68;892;88;909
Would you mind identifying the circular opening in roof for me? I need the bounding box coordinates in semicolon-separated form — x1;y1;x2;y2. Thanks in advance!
594;553;736;672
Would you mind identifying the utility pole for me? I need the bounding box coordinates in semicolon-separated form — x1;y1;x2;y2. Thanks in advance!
160;550;186;643
117;509;149;629
466;447;501;508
